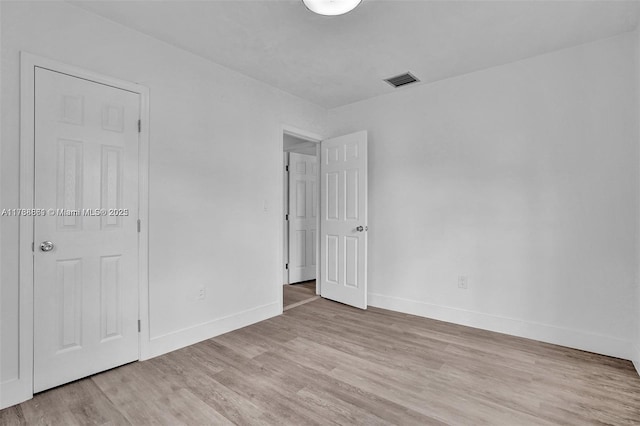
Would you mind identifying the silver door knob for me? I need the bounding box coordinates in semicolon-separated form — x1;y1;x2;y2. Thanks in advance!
40;241;54;252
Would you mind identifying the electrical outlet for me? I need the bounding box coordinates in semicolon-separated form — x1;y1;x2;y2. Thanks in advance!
458;275;468;289
198;287;206;300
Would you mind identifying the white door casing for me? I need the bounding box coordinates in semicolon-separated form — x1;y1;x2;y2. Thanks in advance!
33;67;140;392
283;152;290;284
320;131;368;309
288;153;317;283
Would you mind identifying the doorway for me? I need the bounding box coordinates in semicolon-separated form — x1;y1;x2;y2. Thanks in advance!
282;131;320;310
280;128;369;312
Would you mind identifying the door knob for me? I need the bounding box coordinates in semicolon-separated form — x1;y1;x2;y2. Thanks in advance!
356;226;367;232
40;241;54;252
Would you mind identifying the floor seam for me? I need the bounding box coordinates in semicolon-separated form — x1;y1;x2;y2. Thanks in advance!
284;296;321;311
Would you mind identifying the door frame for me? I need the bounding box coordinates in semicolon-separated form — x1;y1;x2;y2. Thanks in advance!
17;52;151;403
279;125;322;312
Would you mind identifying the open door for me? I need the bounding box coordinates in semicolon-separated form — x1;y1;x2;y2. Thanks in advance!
320;131;368;309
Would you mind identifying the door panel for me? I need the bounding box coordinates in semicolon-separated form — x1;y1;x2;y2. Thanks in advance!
288;153;317;283
33;67;140;392
320;131;368;309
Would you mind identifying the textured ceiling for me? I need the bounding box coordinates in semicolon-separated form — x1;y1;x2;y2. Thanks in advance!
72;0;640;108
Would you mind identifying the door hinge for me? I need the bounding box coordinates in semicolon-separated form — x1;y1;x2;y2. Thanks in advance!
285;214;289;221
285;263;289;270
285;165;289;172
138;320;141;332
32;242;34;252
138;119;141;133
137;219;141;233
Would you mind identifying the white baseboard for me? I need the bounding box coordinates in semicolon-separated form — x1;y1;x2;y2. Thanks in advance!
0;378;31;410
633;343;640;377
144;301;280;360
368;292;632;361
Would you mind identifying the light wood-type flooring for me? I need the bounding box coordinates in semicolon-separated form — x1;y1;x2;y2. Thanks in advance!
2;297;640;425
283;281;317;309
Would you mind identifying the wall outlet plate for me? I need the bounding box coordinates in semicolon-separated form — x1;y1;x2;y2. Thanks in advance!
458;275;468;289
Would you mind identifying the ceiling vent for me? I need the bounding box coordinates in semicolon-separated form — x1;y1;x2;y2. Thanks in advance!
384;72;420;88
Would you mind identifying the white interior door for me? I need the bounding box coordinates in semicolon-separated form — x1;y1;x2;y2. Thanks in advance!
320;131;368;309
33;67;140;392
288;152;317;283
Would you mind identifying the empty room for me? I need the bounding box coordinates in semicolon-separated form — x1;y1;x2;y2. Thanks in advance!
1;0;640;424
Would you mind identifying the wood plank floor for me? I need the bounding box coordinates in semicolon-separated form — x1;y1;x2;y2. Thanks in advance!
2;298;640;425
283;281;316;308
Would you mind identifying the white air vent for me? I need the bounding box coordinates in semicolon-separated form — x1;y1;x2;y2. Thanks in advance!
384;72;420;88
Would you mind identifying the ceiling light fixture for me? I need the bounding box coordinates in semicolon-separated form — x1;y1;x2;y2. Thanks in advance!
302;0;362;16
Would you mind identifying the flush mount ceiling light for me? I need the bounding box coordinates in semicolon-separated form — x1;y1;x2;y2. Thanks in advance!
302;0;362;16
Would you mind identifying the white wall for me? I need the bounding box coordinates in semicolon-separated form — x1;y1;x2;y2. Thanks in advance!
0;1;326;407
284;133;317;156
329;32;638;360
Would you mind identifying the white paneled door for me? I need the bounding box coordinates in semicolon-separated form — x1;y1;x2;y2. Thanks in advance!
288;153;317;283
33;68;140;392
320;131;368;309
